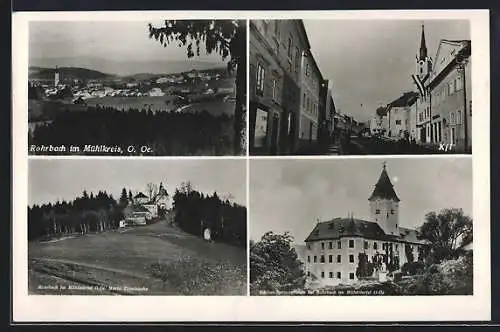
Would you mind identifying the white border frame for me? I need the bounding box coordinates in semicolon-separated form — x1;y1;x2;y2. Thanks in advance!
13;10;490;322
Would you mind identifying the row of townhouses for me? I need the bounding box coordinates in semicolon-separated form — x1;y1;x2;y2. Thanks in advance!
249;20;337;155
372;25;472;152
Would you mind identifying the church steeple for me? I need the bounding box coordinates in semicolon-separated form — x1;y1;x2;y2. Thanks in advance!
368;162;400;202
419;24;427;61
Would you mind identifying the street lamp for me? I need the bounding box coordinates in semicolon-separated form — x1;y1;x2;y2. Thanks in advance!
456;54;469;152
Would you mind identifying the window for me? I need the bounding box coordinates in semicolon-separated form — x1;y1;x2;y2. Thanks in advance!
450;112;456;125
307;256;310;263
271;78;277;101
395;244;399;250
455;75;463;90
349;273;355;280
349;240;354;248
329;255;333;263
329;272;333;278
337;241;342;249
349;254;354;263
337;272;341;279
396;120;401;125
320;255;325;263
457;110;462;125
329;242;333;249
364;241;368;250
375;209;380;214
256;63;265;96
448;80;455;95
391;209;395;215
337;255;341;263
321;242;325;250
313;256;317;263
374;242;378;250
321;271;325;278
307;271;310;277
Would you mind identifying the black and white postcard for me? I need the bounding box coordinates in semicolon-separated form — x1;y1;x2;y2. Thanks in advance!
27;19;246;156
27;158;247;295
12;9;490;323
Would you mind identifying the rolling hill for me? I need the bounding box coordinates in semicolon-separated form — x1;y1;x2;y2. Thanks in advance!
29;66;114;81
29;56;225;77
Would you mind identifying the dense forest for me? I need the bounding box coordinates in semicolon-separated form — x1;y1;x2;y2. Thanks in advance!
28;190;123;241
28;183;246;249
29;106;234;156
172;182;246;248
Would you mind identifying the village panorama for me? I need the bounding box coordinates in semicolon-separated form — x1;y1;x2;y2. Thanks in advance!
28;20;246;156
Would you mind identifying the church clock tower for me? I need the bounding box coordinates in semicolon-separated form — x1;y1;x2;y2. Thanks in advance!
416;24;432;78
369;163;400;235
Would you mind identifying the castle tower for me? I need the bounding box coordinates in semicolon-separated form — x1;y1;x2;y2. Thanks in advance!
54;66;60;87
416;24;432;78
369;162;400;235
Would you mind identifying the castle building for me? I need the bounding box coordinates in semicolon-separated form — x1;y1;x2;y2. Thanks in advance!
303;163;427;286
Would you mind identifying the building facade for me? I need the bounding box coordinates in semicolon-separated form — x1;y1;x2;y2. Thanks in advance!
249;20;308;155
298;45;323;149
386;92;418;140
303;164;427;287
426;40;472;152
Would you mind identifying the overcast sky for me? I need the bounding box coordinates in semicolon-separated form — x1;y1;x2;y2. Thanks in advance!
250;157;472;243
303;19;470;122
29;159;246;206
29;21;224;63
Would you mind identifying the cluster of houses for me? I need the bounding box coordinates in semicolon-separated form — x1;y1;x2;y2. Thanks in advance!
370;26;472;152
155;70;222;84
119;182;172;228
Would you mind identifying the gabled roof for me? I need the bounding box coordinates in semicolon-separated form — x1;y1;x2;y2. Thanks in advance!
304;218;426;244
134;192;148;199
388;92;419;108
368;165;400;202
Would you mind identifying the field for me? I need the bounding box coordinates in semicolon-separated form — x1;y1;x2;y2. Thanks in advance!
28;221;247;295
84;96;235;116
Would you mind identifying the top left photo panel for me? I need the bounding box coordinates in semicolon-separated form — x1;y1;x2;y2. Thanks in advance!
27;19;247;156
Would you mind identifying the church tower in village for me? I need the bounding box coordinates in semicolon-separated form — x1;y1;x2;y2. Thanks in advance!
368;163;400;236
54;66;60;87
416;24;432;78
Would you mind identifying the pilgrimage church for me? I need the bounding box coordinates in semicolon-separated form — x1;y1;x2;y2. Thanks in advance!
303;163;428;286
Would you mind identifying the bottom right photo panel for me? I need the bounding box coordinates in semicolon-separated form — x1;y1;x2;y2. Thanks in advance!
249;157;473;296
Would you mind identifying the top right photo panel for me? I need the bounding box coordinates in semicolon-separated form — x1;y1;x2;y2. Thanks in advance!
249;19;472;155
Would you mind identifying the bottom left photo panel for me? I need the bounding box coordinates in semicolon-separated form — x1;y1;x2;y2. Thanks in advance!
27;158;248;296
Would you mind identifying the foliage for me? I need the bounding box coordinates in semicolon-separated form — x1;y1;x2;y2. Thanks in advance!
356;252;374;278
250;232;306;294
148;20;247;155
418;208;473;264
172;183;246;248
376;106;387;117
401;261;425;276
29;106;234;156
28;190;123;241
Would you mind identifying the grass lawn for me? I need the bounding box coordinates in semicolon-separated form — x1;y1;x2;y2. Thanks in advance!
28;221;247;295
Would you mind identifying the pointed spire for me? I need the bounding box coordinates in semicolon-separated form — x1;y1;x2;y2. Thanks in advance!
419;24;428;60
368;163;400;202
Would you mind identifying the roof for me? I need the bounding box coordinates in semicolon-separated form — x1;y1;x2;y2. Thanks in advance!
134;192;148;199
368;165;400;202
304;218;427;245
388;92;419;108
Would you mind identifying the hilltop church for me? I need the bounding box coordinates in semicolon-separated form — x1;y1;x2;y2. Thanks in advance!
303;163;427;286
123;182;172;226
